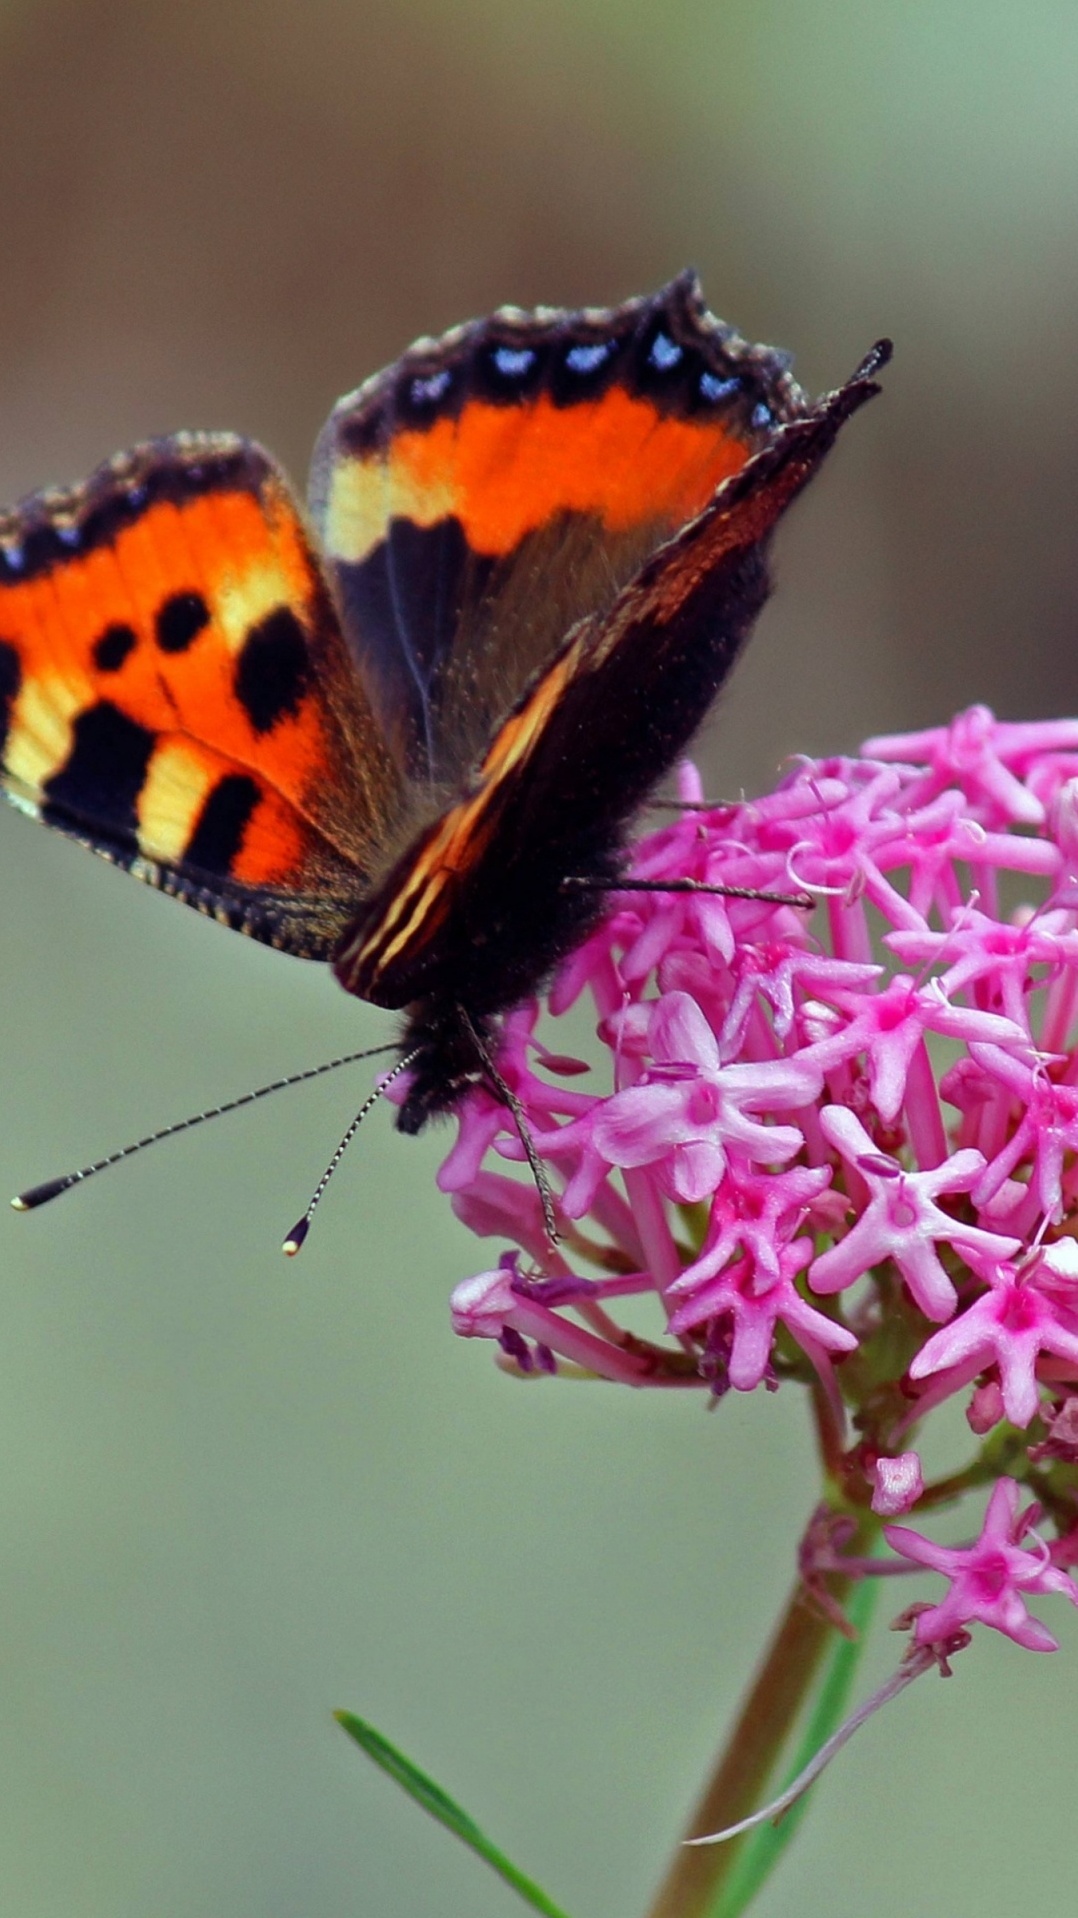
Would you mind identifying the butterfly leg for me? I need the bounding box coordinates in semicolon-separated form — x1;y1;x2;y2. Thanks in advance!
562;875;815;910
455;1006;559;1245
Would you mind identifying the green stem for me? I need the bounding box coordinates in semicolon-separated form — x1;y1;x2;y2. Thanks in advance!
641;1517;878;1918
708;1568;880;1918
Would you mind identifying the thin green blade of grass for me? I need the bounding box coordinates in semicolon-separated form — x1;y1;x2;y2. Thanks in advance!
335;1710;576;1918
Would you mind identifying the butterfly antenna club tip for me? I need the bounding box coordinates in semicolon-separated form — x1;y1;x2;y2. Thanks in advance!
280;1048;419;1259
11;1173;80;1211
281;1217;310;1257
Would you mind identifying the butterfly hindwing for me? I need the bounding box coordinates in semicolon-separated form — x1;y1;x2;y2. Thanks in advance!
308;271;807;787
0;435;401;956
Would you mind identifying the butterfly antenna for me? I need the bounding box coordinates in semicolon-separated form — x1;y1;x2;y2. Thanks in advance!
281;1049;420;1257
11;1044;398;1214
457;1006;559;1246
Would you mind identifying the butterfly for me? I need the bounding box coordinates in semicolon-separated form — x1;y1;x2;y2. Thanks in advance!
0;272;888;1146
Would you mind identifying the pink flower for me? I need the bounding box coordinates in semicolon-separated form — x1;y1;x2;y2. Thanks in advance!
885;1479;1078;1652
802;975;1031;1125
667;1234;857;1394
449;1255;661;1386
965;1047;1078;1224
909;1242;1078;1427
714;944;878;1062
886;904;1078;1032
668;1160;833;1299
430;710;1078;1627
587;992;821;1203
863;706;1051;828
809;1106;1021;1320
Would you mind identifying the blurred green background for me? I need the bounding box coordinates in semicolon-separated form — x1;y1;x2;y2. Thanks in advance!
0;2;1075;1913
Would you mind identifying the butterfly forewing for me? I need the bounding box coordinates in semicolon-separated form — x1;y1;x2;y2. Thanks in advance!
0;435;401;956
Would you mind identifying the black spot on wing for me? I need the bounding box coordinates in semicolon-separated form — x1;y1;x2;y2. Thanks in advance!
233;606;310;734
42;701;154;848
156;591;210;654
93;622;138;672
183;773;261;875
0;640;20;758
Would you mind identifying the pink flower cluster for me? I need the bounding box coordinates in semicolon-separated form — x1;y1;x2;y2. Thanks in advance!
441;708;1078;1652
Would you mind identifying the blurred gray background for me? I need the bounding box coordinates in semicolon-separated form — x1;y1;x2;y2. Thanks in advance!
0;2;1073;1913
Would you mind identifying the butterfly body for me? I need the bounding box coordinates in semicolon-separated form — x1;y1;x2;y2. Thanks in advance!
0;275;888;1136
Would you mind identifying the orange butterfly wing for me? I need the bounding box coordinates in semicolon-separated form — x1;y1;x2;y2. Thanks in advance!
0;434;400;956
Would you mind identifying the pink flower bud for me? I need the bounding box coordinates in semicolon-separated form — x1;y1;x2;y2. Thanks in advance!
871;1452;924;1515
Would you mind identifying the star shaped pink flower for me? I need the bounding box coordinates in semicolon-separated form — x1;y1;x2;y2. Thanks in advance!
588;991;822;1204
885;1478;1078;1651
967;1045;1078;1224
909;1241;1078;1427
887;905;1078;1032
666;1235;858;1392
863;705;1048;829
804;975;1032;1124
809;1106;1022;1319
667;1159;833;1299
715;943;879;1062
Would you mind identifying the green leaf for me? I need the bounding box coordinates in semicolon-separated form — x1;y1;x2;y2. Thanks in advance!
335;1710;576;1918
706;1571;881;1918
